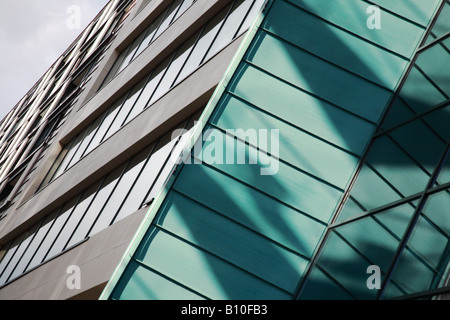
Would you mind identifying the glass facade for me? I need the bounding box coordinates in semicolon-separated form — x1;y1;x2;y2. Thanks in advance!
103;0;449;300
0;112;200;287
39;0;266;190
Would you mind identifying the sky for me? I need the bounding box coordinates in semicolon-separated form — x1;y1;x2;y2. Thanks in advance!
0;0;110;121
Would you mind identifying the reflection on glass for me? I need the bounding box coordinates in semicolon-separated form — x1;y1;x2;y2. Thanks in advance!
382;37;450;131
305;203;414;299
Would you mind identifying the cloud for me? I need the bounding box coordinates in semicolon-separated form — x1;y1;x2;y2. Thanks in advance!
0;0;109;120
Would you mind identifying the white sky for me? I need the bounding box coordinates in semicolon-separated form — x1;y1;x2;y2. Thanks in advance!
0;0;110;121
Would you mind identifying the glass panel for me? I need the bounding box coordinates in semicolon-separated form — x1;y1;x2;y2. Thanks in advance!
67;166;124;246
385;190;450;298
39;144;70;188
149;33;198;104
40;197;79;262
113;143;157;220
134;13;166;57
204;0;252;61
72;114;106;163
153;0;183;40
139;55;172;109
142;134;180;206
52;133;84;180
237;0;266;35
116;31;147;74
45;182;101;258
117;79;147;128
175;4;230;82
313;203;414;299
3;223;39;282
88;150;148;232
24;211;59;272
0;235;25;285
174;0;195;21
88;97;126;150
415;38;450;97
102;49;128;86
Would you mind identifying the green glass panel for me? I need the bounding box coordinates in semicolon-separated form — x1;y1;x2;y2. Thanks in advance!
420;105;450;144
408;216;449;271
173;163;326;257
386;248;438;296
299;268;354;300
415;41;450;97
314;232;378;300
339;164;401;219
246;31;392;122
111;260;204;300
156;191;309;293
188;127;342;223
134;228;291;300
389;110;447;175
263;0;408;89
436;152;450;185
369;0;441;26
228;63;375;155
287;0;425;58
211;94;359;189
366;136;431;197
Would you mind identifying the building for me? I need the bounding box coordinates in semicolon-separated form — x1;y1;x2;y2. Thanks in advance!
0;0;448;300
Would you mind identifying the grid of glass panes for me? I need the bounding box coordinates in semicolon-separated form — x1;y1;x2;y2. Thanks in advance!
101;0;197;87
299;32;450;300
39;0;266;191
0;112;199;287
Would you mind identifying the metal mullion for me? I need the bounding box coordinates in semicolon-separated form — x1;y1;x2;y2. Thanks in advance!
131;256;212;300
23;205;65;272
156;224;294;297
168;0;184;26
61;177;109;252
170;188;313;263
375;97;450;139
144;51;178;108
42;135;78;187
85;161;131;237
199;0;236;66
386;133;437;179
189;152;327;228
377;141;450;299
232;0;256;40
108;143;164;227
99;93;131;144
41;193;84;263
170;28;204;88
79;109;110;159
330;193;420;230
61;121;96;173
243;59;377;126
414;65;449;100
3;220;45;284
0;233;27;281
138;118;191;209
207;122;345;193
417;31;450;53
